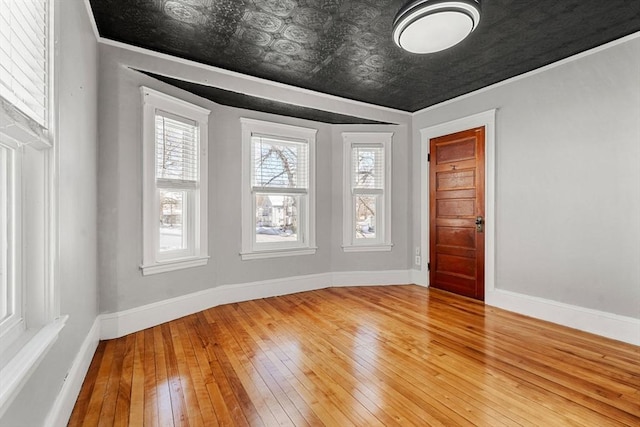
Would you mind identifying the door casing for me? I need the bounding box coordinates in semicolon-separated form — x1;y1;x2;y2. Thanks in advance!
418;110;496;298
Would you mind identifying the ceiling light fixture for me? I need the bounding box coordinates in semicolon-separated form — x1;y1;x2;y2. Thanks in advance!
393;0;481;54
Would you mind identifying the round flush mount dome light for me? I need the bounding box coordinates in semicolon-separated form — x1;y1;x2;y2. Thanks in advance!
392;0;481;54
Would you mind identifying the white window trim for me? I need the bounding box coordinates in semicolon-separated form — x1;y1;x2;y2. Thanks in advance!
140;87;210;276
240;118;317;260
342;132;393;252
0;0;65;418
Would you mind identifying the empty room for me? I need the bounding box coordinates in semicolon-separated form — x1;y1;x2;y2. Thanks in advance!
0;0;638;425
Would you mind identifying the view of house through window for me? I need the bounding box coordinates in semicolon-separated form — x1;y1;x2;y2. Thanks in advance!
252;136;308;245
241;118;316;259
159;189;187;252
256;194;300;243
342;132;392;251
141;86;209;275
353;145;384;240
355;195;377;239
155;111;197;256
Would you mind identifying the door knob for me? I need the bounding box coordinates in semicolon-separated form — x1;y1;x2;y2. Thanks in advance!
475;216;484;232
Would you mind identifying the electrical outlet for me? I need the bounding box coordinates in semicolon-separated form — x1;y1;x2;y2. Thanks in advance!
415;255;421;266
415;246;420;256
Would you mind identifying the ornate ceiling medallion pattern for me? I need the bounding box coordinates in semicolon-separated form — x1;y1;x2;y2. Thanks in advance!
240;28;273;46
273;39;303;55
283;24;319;45
264;51;292;66
90;0;640;112
353;32;379;50
255;0;298;17
164;1;202;24
293;7;328;29
245;11;284;33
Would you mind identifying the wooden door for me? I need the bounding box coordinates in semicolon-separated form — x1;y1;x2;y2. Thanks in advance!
429;127;485;300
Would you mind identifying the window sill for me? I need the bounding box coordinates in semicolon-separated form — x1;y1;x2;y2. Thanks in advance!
342;244;393;253
140;255;210;276
0;315;67;418
0;96;50;149
241;247;317;260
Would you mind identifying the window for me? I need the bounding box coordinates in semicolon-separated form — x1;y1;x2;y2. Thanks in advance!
0;146;15;340
342;132;393;251
140;87;210;275
241;118;316;260
0;0;49;128
0;0;64;417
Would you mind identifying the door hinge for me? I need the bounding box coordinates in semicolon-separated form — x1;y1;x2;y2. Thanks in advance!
427;153;431;162
427;262;431;271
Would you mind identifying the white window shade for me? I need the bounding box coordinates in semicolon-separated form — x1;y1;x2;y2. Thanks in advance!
155;110;198;187
0;0;49;128
353;145;384;191
251;135;308;191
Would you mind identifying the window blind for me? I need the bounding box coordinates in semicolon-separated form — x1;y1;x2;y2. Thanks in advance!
352;145;384;190
0;0;48;127
252;135;308;191
155;110;198;186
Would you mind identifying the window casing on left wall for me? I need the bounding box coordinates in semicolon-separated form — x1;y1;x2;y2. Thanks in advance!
0;0;66;417
140;87;210;275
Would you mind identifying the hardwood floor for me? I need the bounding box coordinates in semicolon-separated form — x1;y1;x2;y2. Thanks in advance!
69;285;640;426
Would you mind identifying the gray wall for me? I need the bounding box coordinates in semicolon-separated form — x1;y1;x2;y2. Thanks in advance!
330;125;411;272
98;45;411;313
0;0;99;424
412;37;640;318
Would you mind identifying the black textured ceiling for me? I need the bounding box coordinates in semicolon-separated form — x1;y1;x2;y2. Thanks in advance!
90;0;640;113
136;69;393;124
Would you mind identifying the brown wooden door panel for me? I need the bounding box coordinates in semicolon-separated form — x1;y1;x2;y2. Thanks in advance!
435;218;474;227
437;254;476;277
436;189;476;199
437;170;476;190
430;127;485;300
436;227;476;248
434;273;476;291
436;199;476;217
435;138;476;163
435;245;477;259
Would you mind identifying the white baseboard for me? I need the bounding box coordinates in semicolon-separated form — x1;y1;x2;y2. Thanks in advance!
331;270;412;287
100;270;411;340
44;318;100;427
486;289;640;346
101;270;639;344
410;269;428;287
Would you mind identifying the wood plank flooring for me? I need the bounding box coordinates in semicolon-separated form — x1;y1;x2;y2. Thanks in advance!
69;285;640;426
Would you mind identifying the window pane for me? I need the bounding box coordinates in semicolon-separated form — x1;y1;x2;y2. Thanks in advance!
0;146;8;321
155;112;198;182
159;189;187;252
353;145;384;189
255;194;301;243
252;136;308;189
0;0;49;126
355;195;376;239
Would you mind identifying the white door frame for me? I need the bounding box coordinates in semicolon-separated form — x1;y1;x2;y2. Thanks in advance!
418;109;496;299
